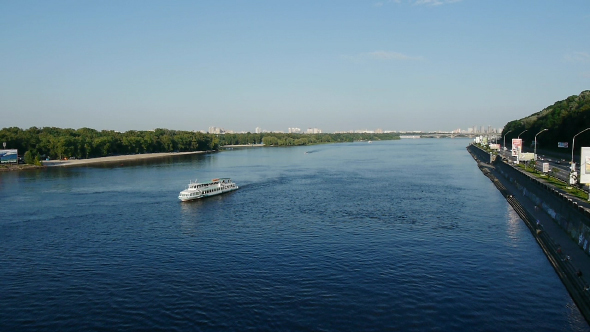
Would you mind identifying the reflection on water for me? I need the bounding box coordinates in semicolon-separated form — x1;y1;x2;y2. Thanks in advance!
179;199;205;216
506;205;525;245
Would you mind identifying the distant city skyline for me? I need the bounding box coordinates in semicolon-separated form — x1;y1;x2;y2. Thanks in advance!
206;125;501;134
1;1;589;132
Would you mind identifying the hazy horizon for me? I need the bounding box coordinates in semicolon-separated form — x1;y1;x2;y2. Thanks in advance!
1;1;589;133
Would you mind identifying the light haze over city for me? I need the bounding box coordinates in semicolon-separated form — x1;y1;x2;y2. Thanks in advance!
1;0;589;133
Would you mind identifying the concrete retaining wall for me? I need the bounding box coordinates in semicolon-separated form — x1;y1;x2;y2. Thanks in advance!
468;144;590;256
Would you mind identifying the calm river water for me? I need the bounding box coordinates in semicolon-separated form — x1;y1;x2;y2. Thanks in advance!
1;139;589;331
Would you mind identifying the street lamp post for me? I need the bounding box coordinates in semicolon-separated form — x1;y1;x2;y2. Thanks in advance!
571;128;590;171
515;130;527;163
503;130;513;151
534;129;548;161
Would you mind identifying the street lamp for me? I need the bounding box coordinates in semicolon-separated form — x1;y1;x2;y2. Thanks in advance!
571;128;590;171
513;129;528;163
503;130;513;151
534;129;548;161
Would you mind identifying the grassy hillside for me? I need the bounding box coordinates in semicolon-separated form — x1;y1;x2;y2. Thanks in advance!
502;90;590;153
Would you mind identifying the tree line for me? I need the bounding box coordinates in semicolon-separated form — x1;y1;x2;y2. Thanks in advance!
0;127;218;164
258;133;399;146
0;127;400;164
216;132;400;146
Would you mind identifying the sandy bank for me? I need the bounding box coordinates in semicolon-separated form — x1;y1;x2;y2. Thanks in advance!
221;144;264;148
42;151;206;167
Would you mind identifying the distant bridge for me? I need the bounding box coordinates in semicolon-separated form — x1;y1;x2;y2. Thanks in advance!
401;133;483;139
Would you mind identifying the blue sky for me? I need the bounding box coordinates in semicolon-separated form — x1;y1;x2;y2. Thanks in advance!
1;0;589;133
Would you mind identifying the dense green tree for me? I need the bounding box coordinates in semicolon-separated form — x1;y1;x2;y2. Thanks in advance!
262;136;279;146
24;151;34;164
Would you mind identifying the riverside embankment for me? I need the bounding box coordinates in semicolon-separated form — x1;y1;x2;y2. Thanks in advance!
467;144;590;323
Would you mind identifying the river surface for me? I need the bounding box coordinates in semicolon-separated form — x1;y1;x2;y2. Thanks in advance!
1;139;589;331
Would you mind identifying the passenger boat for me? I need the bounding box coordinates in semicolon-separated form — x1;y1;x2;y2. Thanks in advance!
178;178;239;201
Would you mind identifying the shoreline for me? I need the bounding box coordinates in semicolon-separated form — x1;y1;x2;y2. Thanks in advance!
221;144;264;148
0;164;44;172
42;151;207;167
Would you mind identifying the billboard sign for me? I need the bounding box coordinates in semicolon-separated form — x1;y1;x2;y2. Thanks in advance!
511;138;522;157
519;153;535;161
581;147;590;184
558;142;569;148
0;149;17;163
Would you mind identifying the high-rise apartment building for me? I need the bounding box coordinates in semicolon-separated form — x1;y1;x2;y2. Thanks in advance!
208;126;225;134
306;128;322;134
